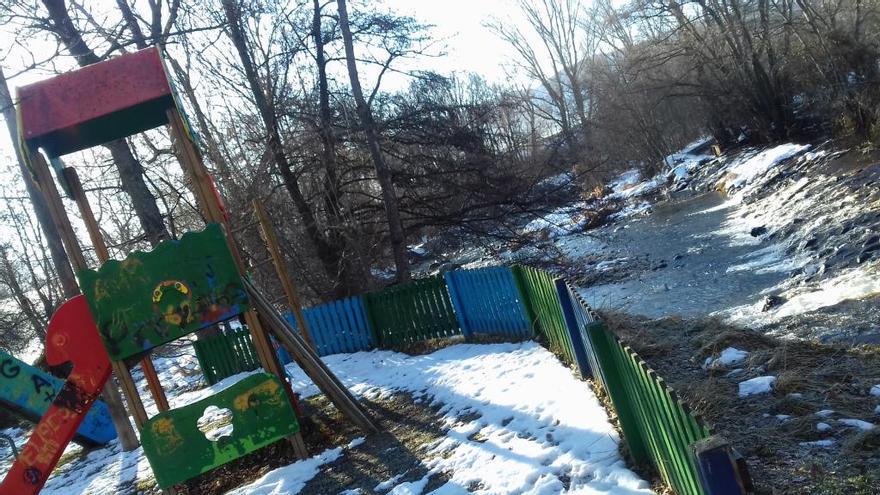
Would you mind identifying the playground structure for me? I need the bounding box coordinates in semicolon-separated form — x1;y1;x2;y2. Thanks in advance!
1;46;376;495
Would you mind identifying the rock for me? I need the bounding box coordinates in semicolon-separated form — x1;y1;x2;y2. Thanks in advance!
802;237;820;251
750;226;768;237
652;261;668;271
762;295;786;312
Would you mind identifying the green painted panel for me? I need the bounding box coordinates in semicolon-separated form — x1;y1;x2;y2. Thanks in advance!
78;224;249;360
141;373;299;488
511;265;574;363
364;276;461;347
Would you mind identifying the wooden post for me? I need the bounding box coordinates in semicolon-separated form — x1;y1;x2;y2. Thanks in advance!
62;167;170;413
690;436;752;494
554;279;592;379
166;108;309;458
25;150;146;445
252;198;315;349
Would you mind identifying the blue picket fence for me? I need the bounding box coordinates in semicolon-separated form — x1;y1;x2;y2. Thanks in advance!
445;266;532;338
284;296;375;356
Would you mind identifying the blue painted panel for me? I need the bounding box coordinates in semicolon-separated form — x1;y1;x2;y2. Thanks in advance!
283;295;376;356
0;350;116;445
555;279;591;379
445;267;531;337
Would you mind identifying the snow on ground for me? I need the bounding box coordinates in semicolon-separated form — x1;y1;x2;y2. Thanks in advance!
738;376;776;397
717;144;810;191
226;441;354;495
17;342;650;495
521;202;590;239
838;418;875;431
608;171;666;201
273;342;651;494
703;347;749;369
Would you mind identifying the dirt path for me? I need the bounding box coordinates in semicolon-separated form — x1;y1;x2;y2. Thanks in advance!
578;192;789;319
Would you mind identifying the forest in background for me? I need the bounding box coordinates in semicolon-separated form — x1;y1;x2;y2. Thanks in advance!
0;0;877;356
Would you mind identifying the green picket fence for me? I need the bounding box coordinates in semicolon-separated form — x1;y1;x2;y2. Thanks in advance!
364;275;461;346
567;290;713;495
511;264;576;364
192;327;261;385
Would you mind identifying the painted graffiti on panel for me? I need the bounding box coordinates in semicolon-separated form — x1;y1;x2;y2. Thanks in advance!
141;373;300;488
0;296;113;495
0;350;116;445
78;223;250;360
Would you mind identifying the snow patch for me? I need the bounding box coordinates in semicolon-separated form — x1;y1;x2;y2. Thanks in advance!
738;376;776;397
839;418;875;431
719;143;810;190
226;446;345;494
704;347;749;369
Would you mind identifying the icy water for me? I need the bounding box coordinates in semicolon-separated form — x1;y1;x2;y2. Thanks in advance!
579;192;789;319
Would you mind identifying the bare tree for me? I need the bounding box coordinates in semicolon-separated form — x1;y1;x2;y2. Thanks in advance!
337;0;410;283
40;0;170;245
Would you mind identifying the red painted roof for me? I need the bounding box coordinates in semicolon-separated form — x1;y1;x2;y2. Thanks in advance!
17;46;175;157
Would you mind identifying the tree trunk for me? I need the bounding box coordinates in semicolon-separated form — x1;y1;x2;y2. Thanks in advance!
1;62;140;452
336;0;410;283
0;66;79;298
221;0;347;292
312;0;356;297
41;0;170;246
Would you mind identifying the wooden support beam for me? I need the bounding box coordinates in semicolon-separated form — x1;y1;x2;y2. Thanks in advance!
253;198;315;349
243;277;378;434
166;108;309;459
25;150;144;447
62;167;170;413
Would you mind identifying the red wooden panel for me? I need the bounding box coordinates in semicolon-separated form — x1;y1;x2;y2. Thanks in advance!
17;47;174;157
0;296;112;495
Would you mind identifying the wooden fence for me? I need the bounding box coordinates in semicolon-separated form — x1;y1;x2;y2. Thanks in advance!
444;266;531;337
192;327;261;385
190;264;748;494
283;296;375;356
512;265;576;364
364;275;461;347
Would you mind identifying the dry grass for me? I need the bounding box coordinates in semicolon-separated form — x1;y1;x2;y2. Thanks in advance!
598;310;880;494
843;428;880;454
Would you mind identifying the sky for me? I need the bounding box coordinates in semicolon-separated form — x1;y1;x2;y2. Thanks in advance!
378;0;523;85
0;0;531;169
